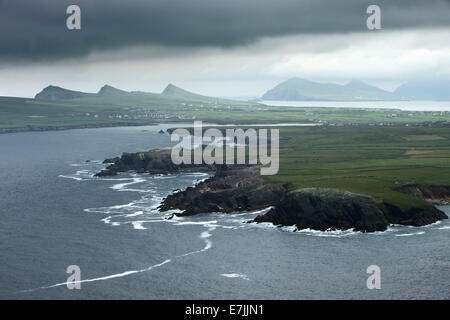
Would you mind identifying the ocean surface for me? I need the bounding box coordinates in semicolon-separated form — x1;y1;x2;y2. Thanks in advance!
0;125;449;299
262;100;450;111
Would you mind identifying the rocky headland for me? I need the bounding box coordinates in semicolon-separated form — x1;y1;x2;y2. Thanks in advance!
96;149;448;232
252;188;447;232
95;149;216;176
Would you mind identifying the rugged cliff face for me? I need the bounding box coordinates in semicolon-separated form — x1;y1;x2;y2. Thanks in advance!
395;184;450;204
96;149;448;232
95;149;216;176
159;165;288;216
252;188;448;232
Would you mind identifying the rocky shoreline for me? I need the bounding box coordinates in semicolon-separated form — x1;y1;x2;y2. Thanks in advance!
252;188;447;232
96;149;449;232
95;149;217;176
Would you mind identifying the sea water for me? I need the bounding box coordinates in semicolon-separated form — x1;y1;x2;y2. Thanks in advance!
0;125;448;299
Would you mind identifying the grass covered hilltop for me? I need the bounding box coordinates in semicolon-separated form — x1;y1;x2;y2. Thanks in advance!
265;125;450;210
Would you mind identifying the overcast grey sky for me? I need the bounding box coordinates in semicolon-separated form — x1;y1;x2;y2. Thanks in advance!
1;0;450;97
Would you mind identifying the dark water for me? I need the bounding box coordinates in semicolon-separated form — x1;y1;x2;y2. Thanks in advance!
0;125;449;299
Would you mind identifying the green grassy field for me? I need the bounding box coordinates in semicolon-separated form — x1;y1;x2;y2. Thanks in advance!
264;125;450;209
1;90;449;209
1;93;450;131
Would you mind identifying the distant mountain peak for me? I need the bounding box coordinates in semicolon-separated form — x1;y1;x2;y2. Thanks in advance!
394;78;450;100
161;83;189;95
285;77;315;84
35;85;91;100
97;85;128;96
32;83;245;104
346;79;365;86
345;79;381;91
262;77;399;101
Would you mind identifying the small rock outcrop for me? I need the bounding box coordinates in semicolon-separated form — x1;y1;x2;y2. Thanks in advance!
95;149;216;176
395;184;450;204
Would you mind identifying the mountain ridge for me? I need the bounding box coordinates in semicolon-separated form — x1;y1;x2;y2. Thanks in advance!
33;83;251;107
262;77;403;101
394;78;450;100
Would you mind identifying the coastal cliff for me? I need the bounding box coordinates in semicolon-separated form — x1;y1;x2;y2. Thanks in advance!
159;165;288;216
252;188;447;232
96;149;448;232
95;149;216;176
395;184;450;204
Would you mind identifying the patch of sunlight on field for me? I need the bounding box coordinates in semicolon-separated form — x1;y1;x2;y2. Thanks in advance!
403;135;445;141
404;150;434;155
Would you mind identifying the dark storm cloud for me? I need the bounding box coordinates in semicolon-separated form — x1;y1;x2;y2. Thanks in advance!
0;0;449;61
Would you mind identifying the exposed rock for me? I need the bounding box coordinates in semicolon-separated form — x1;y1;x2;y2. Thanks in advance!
252;188;448;232
95;150;448;232
102;157;120;164
159;165;288;216
395;184;450;204
95;149;216;177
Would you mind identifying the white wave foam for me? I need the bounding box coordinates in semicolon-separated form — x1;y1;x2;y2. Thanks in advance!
173;220;218;226
177;225;217;258
184;172;210;177
21;259;171;293
248;207;273;215
131;221;147;230
110;178;146;191
200;228;215;251
69;163;85;167
58;175;85;181
281;225;297;232
46;163;225;293
221;273;250;281
395;231;425;237
125;211;144;217
246;222;278;230
247;221;360;237
296;227;359;237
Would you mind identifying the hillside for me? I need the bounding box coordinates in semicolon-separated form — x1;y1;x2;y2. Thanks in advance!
262;78;403;101
35;85;95;100
2;82;450;134
394;78;450;100
97;85;130;96
162;83;202;98
34;83;246;107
